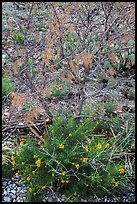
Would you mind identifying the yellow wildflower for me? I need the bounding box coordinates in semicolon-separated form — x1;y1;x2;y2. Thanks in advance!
97;143;102;149
75;164;79;170
26;177;30;181
61;179;65;184
11;161;15;165
82;158;88;162
20;141;24;145
66;180;69;183
32;171;35;175
119;168;125;174
28;187;33;192
105;143;110;148
59;144;64;149
85;146;88;152
38;141;41;145
22;162;24;165
41;186;46;190
11;155;14;161
12;168;14;171
62;171;66;176
36;159;41;167
115;182;118;187
15;172;19;177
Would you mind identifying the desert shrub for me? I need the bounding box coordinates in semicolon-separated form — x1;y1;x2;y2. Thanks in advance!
12;115;133;201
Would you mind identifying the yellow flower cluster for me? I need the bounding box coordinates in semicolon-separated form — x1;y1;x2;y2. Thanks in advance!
11;155;15;165
105;143;110;148
84;146;88;152
75;164;79;170
20;141;24;145
15;172;19;177
61;179;69;184
119;168;125;174
80;158;88;162
41;186;46;190
26;177;30;181
59;144;64;149
36;159;41;167
28;187;33;192
62;171;66;176
97;143;102;149
115;182;118;187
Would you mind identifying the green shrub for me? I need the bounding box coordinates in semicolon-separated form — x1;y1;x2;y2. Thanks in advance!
11;115;132;201
103;101;117;114
2;75;14;97
127;89;135;100
51;81;70;98
23;100;36;112
14;32;24;44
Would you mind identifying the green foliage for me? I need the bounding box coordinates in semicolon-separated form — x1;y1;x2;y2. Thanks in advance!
103;101;117;114
14;32;24;44
2;74;14;97
23;100;36;112
2;144;14;178
127;88;135;100
51;81;70;98
12;115;132;201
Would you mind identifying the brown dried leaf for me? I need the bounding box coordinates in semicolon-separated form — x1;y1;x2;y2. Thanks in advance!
68;24;74;33
82;53;92;68
110;53;120;64
37;86;52;98
12;65;19;74
69;60;78;73
11;93;28;106
75;54;83;64
107;67;116;76
125;60;132;69
66;72;75;81
25;106;44;123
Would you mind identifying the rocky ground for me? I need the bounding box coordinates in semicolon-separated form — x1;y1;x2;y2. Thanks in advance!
2;176;135;202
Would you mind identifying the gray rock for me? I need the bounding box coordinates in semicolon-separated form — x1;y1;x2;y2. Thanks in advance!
17;187;21;192
3;196;12;202
12;194;16;199
11;189;16;194
3;189;8;196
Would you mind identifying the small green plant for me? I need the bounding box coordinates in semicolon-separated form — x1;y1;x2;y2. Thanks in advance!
14;32;24;44
23;100;36;112
103;101;117;114
2;75;14;97
2;143;14;178
11;115;133;201
51;81;70;98
127;89;135;100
